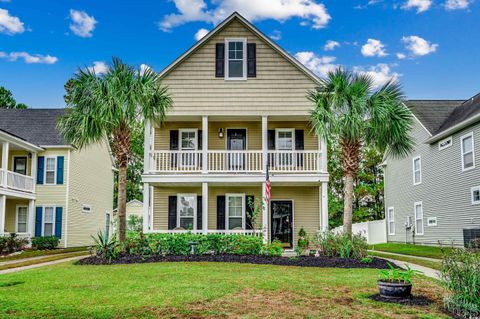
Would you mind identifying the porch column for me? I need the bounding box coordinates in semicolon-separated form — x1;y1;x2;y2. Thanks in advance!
202;182;208;234
0;195;5;235
31;152;37;192
262;182;268;243
28;199;35;236
143;120;152;174
1;142;9;187
320;138;327;173
262;116;268;173
320;182;329;232
202;116;208;174
142;183;150;232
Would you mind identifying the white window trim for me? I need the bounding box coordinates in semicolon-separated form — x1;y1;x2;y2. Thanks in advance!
275;128;295;151
471;186;480;205
387;206;395;235
438;136;452;151
414;201;424;236
176;193;197;230
15;205;29;234
224;38;247;81
427;217;437;227
42;206;56;237
461;132;475;172
179;129;198;151
82;204;92;213
44;156;57;185
225;193;246;230
412;156;422;185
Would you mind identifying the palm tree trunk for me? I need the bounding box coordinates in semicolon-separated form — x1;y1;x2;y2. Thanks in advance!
117;161;127;242
343;173;354;235
340;139;361;236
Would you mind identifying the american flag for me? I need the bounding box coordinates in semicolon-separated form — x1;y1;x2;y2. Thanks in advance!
265;164;271;203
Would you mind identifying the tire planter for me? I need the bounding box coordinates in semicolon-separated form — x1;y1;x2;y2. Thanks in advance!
377;280;412;299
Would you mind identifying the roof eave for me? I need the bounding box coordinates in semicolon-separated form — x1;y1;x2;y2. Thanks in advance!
425;112;480;144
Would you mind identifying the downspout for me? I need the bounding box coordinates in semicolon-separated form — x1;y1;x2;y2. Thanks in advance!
64;149;71;248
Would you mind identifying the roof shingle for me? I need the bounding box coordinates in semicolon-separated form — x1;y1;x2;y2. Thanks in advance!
405;100;463;134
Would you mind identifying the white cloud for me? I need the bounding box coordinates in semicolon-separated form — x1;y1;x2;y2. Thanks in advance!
295;51;338;77
396;52;407;59
324;40;340;51
159;0;331;31
194;28;209;41
139;63;153;75
69;9;97;37
444;0;472;9
87;61;108;74
401;0;432;13
353;64;400;88
361;39;387;57
270;30;282;41
0;8;24;35
0;51;58;64
402;35;438;56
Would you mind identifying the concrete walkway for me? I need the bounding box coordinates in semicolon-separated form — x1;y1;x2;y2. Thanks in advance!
0;251;88;266
379;257;441;280
368;250;441;262
0;255;85;275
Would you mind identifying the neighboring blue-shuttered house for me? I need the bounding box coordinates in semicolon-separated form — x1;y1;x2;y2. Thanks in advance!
0;109;114;247
383;94;480;247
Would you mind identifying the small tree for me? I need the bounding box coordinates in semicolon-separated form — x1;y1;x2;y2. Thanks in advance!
0;86;28;109
247;197;265;234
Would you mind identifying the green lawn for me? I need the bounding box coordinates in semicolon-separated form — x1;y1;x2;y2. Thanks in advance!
0;260;449;319
0;246;88;262
368;251;442;271
369;243;453;259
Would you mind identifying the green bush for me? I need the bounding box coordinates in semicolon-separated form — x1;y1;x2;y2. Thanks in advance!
316;231;368;260
297;227;309;253
31;236;59;250
261;239;283;257
92;231;118;261
0;233;29;254
441;249;480;318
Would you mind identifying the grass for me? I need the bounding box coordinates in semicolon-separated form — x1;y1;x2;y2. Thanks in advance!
0;260;449;319
0;251;89;271
0;246;88;262
369;251;442;271
369;243;453;259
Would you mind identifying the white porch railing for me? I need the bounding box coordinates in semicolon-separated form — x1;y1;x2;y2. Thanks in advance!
150;150;322;173
0;168;3;186
6;170;34;192
149;229;262;237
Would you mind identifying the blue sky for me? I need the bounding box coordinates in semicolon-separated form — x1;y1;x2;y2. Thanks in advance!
0;0;478;108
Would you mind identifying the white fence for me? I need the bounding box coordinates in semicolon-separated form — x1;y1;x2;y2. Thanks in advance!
333;219;387;244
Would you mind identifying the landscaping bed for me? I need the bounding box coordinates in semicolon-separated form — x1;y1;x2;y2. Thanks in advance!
78;253;391;269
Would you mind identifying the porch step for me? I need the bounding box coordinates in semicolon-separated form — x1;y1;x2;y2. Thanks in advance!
281;250;297;257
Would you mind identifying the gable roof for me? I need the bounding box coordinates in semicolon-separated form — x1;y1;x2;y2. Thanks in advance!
158;11;321;84
0;109;67;147
435;93;480;135
405;100;463;134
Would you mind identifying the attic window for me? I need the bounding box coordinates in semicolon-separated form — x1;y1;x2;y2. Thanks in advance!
225;38;246;80
438;136;452;150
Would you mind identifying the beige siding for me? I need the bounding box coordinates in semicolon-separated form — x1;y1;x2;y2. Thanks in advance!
7;150;31;175
67;141;114;247
161;19;317;116
4;198;29;233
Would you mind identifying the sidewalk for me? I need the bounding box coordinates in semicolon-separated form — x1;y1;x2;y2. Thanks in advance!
0;250;88;266
368;250;441;262
0;255;85;275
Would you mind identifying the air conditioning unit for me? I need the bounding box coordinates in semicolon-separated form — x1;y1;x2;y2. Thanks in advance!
463;227;480;248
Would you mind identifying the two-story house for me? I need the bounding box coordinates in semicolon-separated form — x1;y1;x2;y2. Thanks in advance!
0;109;114;247
384;95;480;247
141;12;329;249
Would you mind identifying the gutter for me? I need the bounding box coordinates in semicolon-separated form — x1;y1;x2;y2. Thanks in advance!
425;112;480;144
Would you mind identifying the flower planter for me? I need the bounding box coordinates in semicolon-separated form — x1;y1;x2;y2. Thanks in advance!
377;280;412;299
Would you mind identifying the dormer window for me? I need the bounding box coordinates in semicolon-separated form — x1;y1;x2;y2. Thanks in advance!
225;38;246;80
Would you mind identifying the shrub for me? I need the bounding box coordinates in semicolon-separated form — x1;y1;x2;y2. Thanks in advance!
31;236;59;250
127;215;143;232
92;231;118;262
297;227;309;253
0;233;30;254
441;249;480;318
315;231;368;260
261;239;283;257
379;262;421;284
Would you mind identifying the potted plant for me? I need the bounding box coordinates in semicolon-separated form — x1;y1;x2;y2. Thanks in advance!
378;263;421;299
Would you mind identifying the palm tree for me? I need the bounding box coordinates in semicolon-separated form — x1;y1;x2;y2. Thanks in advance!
309;68;413;235
58;58;172;242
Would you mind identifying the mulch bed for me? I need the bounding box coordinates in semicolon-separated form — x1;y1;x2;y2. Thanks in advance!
77;254;391;269
368;294;434;306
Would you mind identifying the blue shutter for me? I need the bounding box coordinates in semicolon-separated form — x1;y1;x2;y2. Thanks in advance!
37;157;44;184
55;207;62;238
35;207;42;237
56;156;64;184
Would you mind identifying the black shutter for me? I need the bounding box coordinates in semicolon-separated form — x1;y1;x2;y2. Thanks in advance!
267;130;276;167
295;129;304;167
170;130;179;168
246;195;254;230
217;196;226;230
247;43;256;77
197;196;202;230
168;196;177;230
215;43;225;77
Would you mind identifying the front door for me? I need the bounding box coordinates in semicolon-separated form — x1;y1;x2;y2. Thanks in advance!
270;200;293;248
227;129;246;170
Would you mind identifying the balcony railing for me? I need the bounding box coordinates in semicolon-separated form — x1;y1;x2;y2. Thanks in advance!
149;150;323;174
0;169;35;193
148;229;262;236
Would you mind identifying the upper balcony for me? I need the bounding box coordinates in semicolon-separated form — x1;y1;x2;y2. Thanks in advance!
143;115;328;183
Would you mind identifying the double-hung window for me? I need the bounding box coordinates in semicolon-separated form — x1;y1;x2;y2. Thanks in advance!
45;157;57;185
276;129;295;166
413;156;422;185
179;129;197;167
461;132;475;171
226;194;245;230
471;186;480;205
43;206;55;236
16;206;28;233
414;202;424;235
387;207;395;235
177;194;196;230
13;157;27;175
225;39;246;80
